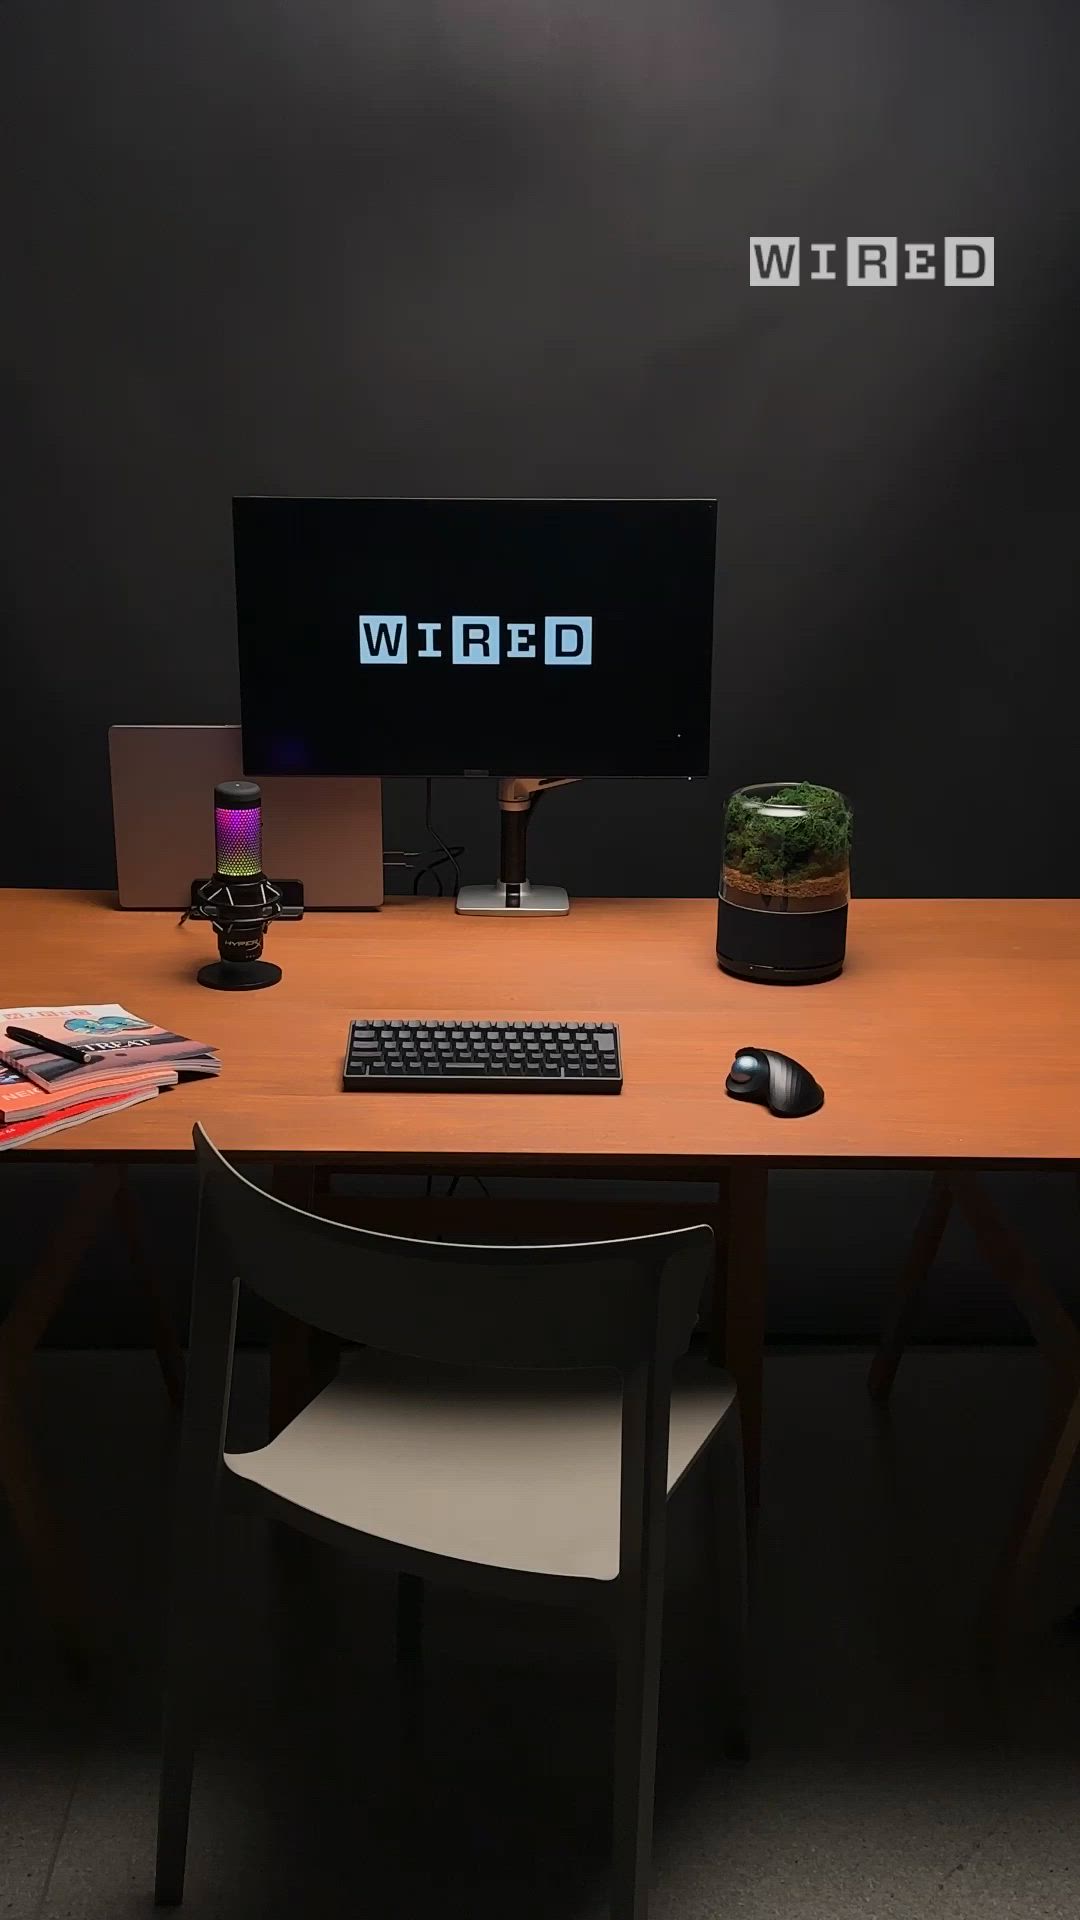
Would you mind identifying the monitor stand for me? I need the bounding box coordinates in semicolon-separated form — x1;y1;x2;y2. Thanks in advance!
456;776;579;916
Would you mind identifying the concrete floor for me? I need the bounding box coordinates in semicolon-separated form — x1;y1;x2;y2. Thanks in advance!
3;1347;1080;1918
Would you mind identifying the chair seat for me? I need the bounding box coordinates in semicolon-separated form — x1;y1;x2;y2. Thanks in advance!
226;1350;736;1582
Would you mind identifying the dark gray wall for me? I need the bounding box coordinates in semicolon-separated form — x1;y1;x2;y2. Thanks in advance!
4;0;1078;893
3;3;1078;1342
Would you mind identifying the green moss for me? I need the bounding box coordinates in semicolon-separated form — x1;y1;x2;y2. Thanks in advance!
724;782;852;887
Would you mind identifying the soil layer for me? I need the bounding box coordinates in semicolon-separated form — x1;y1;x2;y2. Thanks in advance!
723;865;849;914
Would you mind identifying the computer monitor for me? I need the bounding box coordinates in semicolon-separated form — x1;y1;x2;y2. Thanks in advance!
233;497;716;779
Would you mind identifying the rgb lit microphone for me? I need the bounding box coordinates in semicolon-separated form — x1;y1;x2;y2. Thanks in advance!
195;780;283;990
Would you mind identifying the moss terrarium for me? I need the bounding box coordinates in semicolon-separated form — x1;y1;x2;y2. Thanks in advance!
716;782;852;983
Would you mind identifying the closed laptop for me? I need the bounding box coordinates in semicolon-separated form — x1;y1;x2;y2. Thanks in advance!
109;725;383;909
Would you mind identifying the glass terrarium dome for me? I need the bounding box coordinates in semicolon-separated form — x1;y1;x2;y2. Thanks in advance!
721;782;852;915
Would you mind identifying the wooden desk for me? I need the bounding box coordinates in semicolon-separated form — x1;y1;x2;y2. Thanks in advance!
5;891;1080;1166
3;891;1079;1651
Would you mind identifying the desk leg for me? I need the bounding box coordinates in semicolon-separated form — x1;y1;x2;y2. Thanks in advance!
984;1376;1080;1656
980;1172;1080;1651
867;1174;953;1402
267;1166;338;1438
0;1164;183;1407
114;1175;185;1411
269;1311;326;1438
0;1166;123;1665
870;1170;1080;1651
0;1168;122;1384
715;1167;768;1532
0;1379;89;1670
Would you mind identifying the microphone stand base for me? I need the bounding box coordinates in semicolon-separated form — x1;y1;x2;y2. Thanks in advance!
197;959;282;991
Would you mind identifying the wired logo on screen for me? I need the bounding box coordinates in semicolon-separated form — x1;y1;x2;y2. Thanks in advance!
358;615;593;667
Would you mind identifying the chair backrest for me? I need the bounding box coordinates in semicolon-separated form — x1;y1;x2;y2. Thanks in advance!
191;1125;711;1373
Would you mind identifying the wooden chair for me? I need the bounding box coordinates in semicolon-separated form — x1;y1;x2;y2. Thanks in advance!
156;1125;748;1919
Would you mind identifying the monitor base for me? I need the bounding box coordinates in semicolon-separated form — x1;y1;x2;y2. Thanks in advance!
456;882;570;917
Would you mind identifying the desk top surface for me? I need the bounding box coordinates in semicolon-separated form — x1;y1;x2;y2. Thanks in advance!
4;891;1078;1167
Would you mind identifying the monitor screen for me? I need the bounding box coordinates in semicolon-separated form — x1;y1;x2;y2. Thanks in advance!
234;497;716;777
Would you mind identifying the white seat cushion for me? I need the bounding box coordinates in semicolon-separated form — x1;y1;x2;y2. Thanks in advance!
225;1350;736;1582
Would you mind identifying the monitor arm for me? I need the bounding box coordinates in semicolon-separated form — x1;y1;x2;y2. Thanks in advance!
456;776;581;916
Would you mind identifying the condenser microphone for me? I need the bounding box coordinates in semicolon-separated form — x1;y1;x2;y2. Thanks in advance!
195;780;283;990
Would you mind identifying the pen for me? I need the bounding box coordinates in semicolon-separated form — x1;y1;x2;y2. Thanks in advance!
4;1025;104;1065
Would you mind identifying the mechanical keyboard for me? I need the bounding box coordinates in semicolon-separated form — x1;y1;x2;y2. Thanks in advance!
343;1020;623;1092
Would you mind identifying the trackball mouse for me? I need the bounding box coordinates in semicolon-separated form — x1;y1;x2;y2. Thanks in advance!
725;1047;824;1117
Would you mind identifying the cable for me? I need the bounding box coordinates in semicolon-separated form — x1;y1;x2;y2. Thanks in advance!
412;778;463;898
412;855;460;897
444;1173;489;1199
